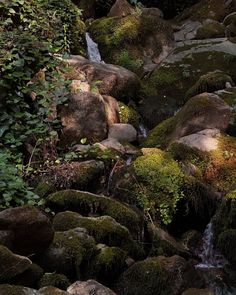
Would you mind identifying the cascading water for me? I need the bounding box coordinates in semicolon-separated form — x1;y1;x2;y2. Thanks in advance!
138;123;148;139
196;222;227;269
196;222;236;295
85;32;103;63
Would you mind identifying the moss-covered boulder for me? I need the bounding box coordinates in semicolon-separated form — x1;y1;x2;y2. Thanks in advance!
89;10;173;75
195;21;225;39
186;71;234;99
142;93;231;148
116;255;204;295
53;212;143;258
139;38;236;127
46;190;143;238
0;246;32;282
0;284;39;295
86;245;127;285
37;228;96;279
39;273;70;290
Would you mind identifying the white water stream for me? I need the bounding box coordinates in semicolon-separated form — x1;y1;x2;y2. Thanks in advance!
85;32;103;63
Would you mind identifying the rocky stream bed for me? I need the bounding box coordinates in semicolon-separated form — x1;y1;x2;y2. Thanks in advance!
1;0;236;294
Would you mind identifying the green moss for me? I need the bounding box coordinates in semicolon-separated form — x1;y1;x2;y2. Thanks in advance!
186;71;233;99
117;50;144;73
133;149;185;224
53;212;143;258
39;273;70;290
142;117;175;148
87;246;127;285
195;22;225;39
118;102;140;128
12;263;44;288
46;190;142;237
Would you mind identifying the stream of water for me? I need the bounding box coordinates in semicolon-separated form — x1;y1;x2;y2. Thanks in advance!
196;222;236;295
85;32;103;63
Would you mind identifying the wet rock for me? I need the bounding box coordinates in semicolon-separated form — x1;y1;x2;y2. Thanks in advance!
67;280;116;295
39;273;70;290
0;206;54;255
65;55;140;101
0;246;32;281
53;212;141;258
108;123;137;143
46;190;143;238
108;0;134;18
0;230;14;249
59;92;107;146
37;228;96;279
116;255;204;295
140;38;236;127
148;224;189;258
143;93;231;148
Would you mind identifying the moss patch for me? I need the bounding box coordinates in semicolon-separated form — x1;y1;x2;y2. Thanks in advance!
195;22;225;39
118;102;140;128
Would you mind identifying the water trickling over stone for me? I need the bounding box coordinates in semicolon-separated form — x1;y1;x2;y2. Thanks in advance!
197;222;227;269
85;32;102;63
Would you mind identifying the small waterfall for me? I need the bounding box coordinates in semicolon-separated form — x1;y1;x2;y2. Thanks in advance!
85;32;102;63
138;123;148;138
196;222;227;269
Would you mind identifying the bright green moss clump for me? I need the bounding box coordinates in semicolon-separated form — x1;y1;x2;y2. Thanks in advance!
118;102;140;128
133;149;185;224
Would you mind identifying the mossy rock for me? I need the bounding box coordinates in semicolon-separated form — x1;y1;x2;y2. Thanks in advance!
118;102;140;129
39;286;69;295
53;212;143;258
217;229;236;267
0;284;39;295
168;132;236;194
11;263;44;289
139;38;236;127
176;0;235;23
46;190;143;238
37;228;96;279
86;245;127;286
182;289;214;295
0;245;32;281
142;93;231;149
195;22;225;39
116;255;204;295
186;71;234;99
89;11;173;75
39;273;70;290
